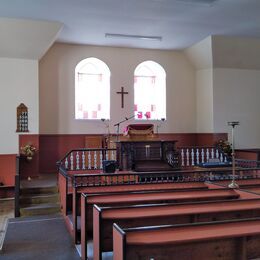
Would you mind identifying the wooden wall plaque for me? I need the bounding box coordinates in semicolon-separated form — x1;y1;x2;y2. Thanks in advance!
16;103;29;132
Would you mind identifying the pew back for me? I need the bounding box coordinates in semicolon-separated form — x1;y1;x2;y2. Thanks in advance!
113;218;260;260
93;198;260;260
80;188;241;259
70;181;210;243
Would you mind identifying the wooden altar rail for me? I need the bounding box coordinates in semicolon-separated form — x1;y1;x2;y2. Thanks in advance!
57;148;117;171
178;146;229;167
113;217;260;260
71;168;260;188
235;159;260;168
57;146;260;173
57;146;229;172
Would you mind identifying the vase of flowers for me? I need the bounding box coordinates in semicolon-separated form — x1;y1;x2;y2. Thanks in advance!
21;144;36;161
215;139;232;159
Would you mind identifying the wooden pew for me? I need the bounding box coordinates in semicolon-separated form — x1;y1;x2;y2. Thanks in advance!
80;188;240;259
59;170;259;243
211;178;260;188
243;186;260;194
59;172;208;216
113;217;260;260
58;170;208;243
92;197;260;260
69;181;209;243
212;178;260;195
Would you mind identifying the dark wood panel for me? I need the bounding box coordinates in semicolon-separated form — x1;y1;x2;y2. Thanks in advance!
20;133;228;174
236;149;260;161
0;154;17;186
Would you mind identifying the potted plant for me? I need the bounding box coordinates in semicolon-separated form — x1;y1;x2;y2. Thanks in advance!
215;139;232;159
21;144;36;161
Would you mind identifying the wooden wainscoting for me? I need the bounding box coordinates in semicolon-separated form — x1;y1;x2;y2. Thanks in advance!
19;133;228;174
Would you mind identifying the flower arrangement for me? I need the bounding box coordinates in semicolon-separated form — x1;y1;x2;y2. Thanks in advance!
215;139;232;157
21;144;36;158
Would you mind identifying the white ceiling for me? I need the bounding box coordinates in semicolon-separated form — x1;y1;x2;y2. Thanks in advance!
0;0;260;52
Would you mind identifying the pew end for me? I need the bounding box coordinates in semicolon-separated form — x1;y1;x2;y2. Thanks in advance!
113;223;126;260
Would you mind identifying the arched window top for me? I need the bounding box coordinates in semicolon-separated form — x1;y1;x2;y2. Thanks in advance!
135;60;166;77
75;57;110;76
75;57;110;120
134;60;166;120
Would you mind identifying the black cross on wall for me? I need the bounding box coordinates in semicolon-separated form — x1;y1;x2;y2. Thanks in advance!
116;86;129;108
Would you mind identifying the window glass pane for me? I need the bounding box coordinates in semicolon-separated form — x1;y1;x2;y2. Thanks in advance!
134;61;166;120
75;58;110;120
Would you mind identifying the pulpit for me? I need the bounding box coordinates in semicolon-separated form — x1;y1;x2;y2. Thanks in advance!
124;124;154;136
117;124;179;171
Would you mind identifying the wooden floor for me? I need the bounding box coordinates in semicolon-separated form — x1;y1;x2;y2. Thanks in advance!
0;199;14;250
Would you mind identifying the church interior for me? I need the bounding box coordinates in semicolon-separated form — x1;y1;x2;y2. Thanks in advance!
1;0;260;259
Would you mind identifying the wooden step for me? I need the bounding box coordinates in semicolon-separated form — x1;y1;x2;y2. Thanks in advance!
20;186;58;195
19;193;59;205
20;203;61;217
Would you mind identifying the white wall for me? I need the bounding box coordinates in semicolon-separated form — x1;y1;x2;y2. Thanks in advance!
212;36;260;70
213;68;260;148
39;43;196;134
185;36;260;149
0;58;39;154
196;69;213;133
184;36;212;70
185;37;214;134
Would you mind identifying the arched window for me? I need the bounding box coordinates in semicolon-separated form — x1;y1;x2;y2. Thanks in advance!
75;57;110;119
134;61;166;120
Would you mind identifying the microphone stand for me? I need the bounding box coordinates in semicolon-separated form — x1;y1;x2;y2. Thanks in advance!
114;115;135;141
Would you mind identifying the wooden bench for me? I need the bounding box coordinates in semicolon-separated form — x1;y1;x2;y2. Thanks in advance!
80;188;240;258
59;171;210;216
68;180;210;243
91;197;260;260
59;169;208;217
113;217;260;260
212;178;260;188
242;186;260;194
